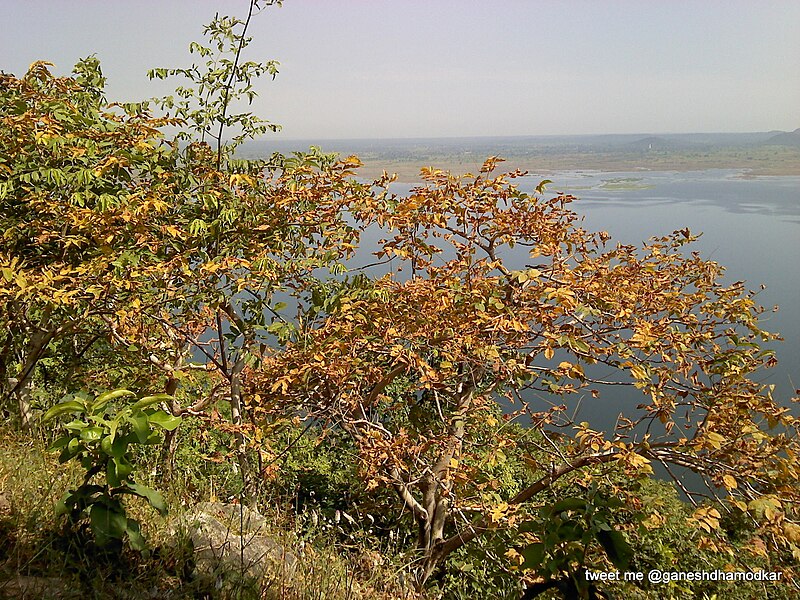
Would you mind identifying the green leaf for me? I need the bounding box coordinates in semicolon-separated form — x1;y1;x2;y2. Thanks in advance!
110;435;129;458
55;498;70;518
109;411;127;442
58;446;76;464
115;456;133;481
549;497;587;514
535;179;553;194
521;542;546;570
556;520;585;542
124;482;167;516
130;413;151;443
107;459;121;488
90;504;128;544
48;435;72;452
65;437;82;458
131;394;172;412
63;418;89;433
125;518;147;551
80;426;104;442
146;410;181;431
107;455;133;486
100;436;114;456
92;389;135;413
596;529;633;571
43;401;86;422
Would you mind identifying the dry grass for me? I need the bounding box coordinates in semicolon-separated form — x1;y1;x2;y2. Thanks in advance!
0;431;417;600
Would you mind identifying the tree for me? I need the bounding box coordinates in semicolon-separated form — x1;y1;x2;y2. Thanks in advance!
0;0;367;493
0;57;184;427
247;160;800;591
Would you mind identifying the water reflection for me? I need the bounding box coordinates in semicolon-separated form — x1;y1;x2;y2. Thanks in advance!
533;170;800;221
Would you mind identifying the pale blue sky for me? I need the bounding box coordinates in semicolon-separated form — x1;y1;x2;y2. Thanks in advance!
2;1;798;139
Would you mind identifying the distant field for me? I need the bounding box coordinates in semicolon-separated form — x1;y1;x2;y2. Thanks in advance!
354;146;800;181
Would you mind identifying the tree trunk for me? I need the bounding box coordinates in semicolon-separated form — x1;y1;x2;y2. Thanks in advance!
412;381;476;589
6;328;53;431
229;357;253;501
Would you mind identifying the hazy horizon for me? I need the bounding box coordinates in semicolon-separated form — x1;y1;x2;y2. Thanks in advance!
2;1;798;139
245;129;797;143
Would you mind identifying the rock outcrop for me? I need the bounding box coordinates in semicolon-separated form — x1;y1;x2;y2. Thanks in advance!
174;502;297;584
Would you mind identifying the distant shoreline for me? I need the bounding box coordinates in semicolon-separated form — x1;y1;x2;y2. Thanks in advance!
239;134;800;181
356;150;800;182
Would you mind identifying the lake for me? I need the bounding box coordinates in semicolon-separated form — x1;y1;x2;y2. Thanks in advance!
551;169;799;404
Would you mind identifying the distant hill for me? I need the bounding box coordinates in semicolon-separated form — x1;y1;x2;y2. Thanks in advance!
760;128;800;147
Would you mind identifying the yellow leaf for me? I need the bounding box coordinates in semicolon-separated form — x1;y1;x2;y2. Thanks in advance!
625;452;653;473
569;364;584;379
165;225;183;239
229;173;256;187
732;499;748;512
783;523;800;544
705;431;726;450
489;502;509;524
642;514;665;530
505;548;524;567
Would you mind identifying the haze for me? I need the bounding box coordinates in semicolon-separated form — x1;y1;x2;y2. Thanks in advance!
2;0;798;140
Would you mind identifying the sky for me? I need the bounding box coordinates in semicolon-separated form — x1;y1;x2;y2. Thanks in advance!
2;0;798;140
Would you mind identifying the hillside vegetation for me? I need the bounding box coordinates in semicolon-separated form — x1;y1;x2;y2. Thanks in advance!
2;2;799;599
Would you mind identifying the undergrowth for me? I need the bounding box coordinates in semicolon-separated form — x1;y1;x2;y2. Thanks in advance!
0;430;415;600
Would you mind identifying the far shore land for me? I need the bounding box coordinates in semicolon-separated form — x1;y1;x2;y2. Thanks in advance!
353;147;800;182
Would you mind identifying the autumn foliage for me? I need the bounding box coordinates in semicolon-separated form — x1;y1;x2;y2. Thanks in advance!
2;15;799;598
249;161;800;588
